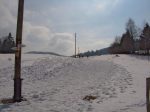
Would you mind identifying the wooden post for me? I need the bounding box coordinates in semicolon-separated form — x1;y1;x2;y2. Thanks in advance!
13;0;24;102
146;78;150;112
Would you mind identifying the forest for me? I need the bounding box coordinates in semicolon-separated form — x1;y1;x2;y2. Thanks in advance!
109;18;150;55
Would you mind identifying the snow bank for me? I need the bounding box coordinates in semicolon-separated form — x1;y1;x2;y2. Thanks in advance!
0;54;149;112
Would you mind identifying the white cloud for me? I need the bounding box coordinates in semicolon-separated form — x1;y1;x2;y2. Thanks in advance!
96;1;109;12
77;38;112;53
0;0;127;55
0;0;75;55
0;0;17;36
95;0;123;12
23;22;75;55
23;22;52;51
48;33;74;55
113;0;123;6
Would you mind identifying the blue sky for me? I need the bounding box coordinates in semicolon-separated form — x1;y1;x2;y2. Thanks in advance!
0;0;150;55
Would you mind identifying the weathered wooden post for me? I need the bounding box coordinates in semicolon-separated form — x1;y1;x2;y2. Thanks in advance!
146;78;150;112
13;0;24;102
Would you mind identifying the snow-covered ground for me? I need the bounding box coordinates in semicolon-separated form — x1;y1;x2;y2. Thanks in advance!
0;54;150;112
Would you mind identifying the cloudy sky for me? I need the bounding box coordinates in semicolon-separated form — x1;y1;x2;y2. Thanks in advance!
0;0;150;55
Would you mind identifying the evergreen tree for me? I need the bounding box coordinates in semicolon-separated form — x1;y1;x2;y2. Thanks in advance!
120;30;134;54
109;36;121;54
0;33;15;53
139;23;150;54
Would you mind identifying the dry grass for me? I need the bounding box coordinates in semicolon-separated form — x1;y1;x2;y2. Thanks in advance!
0;98;14;104
83;95;97;102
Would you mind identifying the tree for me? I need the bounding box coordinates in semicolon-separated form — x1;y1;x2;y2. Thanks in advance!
126;18;138;40
95;50;100;55
139;23;150;54
0;33;15;53
126;18;140;52
109;36;122;54
120;30;134;54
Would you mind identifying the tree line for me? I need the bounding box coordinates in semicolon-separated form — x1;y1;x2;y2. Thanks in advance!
0;33;15;53
79;47;109;57
109;18;150;55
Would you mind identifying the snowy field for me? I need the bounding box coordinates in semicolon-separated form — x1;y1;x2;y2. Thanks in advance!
0;54;150;112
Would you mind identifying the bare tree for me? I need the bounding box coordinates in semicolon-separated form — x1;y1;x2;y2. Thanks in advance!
126;18;138;40
126;18;141;53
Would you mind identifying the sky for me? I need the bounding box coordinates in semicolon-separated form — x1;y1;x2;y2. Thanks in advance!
0;0;150;56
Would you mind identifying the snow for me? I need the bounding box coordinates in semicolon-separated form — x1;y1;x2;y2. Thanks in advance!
0;54;150;112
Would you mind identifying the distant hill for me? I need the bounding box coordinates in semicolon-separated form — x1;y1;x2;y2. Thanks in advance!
79;47;110;57
26;51;65;57
97;47;110;55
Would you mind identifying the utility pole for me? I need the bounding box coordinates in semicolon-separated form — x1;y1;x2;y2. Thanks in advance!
75;33;77;58
13;0;24;102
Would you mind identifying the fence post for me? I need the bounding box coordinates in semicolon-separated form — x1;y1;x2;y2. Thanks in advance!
146;78;150;112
